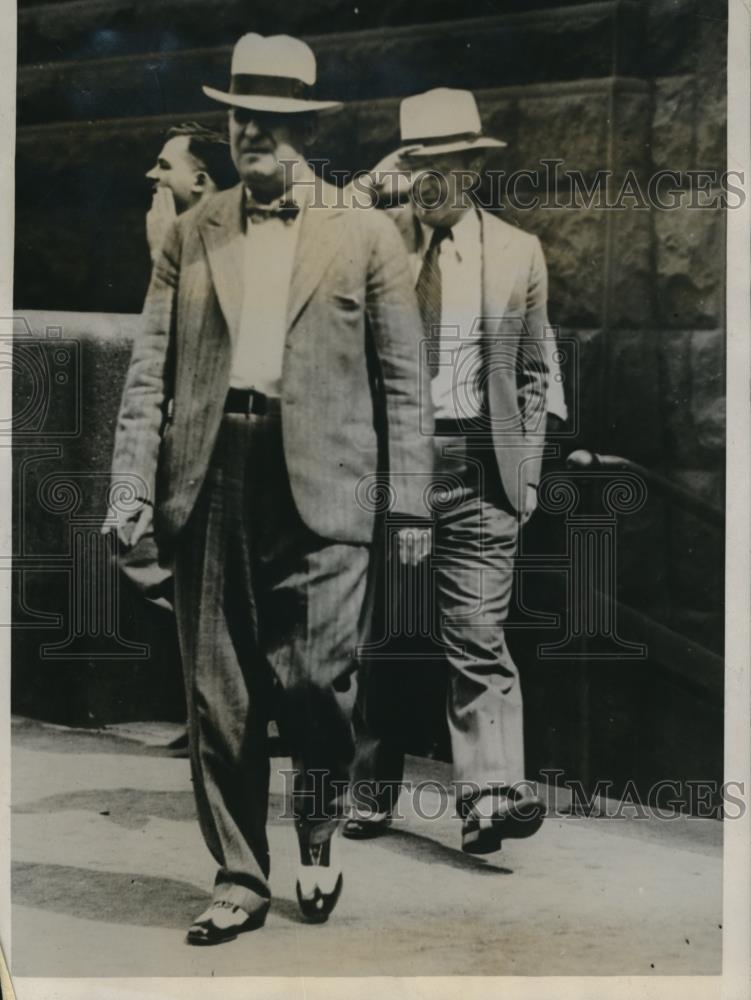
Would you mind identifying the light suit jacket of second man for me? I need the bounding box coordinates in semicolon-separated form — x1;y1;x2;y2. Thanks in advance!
389;203;552;513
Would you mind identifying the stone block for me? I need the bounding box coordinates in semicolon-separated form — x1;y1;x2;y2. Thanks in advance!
654;206;725;329
506;207;608;330
652;75;696;173
510;82;611;176
689;329;726;456
479;78;651;178
607;207;654;328
610;82;653;175
695;89;726;173
659;328;725;467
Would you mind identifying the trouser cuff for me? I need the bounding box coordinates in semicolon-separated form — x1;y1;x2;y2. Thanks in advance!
213;874;270;913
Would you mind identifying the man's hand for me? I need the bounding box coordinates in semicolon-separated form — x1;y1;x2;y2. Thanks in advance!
100;499;154;549
396;524;432;567
146;187;177;263
365;146;420;206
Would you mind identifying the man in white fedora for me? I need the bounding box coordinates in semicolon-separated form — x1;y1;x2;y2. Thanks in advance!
347;87;566;853
106;33;432;944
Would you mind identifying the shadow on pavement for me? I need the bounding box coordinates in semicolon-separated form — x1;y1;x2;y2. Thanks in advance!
360;826;513;875
14;788;292;831
12;861;208;929
14;788;199;828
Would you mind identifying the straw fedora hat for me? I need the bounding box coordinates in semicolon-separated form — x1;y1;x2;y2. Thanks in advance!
400;88;506;157
203;33;342;114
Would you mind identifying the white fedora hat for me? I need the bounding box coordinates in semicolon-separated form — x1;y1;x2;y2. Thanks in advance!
400;88;506;157
202;33;342;114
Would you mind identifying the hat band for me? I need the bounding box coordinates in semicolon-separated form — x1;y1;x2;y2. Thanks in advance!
406;130;482;147
229;74;313;101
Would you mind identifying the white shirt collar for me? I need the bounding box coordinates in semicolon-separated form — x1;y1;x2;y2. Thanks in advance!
244;161;317;213
417;207;480;262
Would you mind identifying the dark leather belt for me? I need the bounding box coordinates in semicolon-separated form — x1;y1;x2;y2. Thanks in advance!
224;388;281;416
434;416;489;436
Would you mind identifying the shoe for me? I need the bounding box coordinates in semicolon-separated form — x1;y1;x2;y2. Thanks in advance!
186;899;269;945
461;787;546;855
342;810;391;840
295;828;343;923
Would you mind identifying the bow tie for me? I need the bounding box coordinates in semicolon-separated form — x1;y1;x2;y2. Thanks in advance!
245;196;300;225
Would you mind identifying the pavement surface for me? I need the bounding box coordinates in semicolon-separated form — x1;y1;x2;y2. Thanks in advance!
10;716;723;978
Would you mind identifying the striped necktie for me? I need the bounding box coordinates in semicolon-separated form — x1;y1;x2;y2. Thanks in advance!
415;226;451;377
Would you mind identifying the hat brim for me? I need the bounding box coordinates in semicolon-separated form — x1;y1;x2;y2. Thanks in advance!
202;85;342;115
404;136;507;157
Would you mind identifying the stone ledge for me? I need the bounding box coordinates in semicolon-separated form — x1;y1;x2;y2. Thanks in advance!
18;5;648;124
19;0;645;77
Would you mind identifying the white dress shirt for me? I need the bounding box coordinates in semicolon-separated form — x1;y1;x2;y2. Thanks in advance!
412;210;568;423
413;210;484;420
230;189;304;394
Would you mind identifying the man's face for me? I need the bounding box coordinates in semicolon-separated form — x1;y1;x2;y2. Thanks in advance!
409;151;481;229
145;135;202;212
228;108;308;196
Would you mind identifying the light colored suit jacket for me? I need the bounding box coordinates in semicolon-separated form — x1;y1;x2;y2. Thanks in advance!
112;181;434;549
390;203;554;513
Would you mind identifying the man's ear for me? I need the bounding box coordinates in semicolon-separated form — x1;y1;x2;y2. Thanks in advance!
192;170;209;194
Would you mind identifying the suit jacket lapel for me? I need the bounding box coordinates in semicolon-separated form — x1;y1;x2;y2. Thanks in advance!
199;185;246;344
479;208;517;333
388;203;421;254
287;196;346;329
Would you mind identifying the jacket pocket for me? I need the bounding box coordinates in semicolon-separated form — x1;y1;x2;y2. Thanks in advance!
331;291;362;312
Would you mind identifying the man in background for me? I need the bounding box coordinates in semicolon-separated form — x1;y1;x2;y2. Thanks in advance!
116;123;236;753
144;122;237;262
347;88;565;855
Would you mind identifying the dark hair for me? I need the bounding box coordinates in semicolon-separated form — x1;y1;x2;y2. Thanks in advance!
165;122;237;190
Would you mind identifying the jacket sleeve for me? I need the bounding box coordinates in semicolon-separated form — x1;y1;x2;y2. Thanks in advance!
515;235;551;435
110;220;180;506
364;210;435;520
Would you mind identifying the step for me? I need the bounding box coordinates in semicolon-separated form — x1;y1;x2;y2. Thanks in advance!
18;0;618;64
17;4;646;126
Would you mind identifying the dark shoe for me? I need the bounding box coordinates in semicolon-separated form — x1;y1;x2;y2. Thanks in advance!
342;810;391;840
461;787;546;855
295;828;343;923
186;899;269;946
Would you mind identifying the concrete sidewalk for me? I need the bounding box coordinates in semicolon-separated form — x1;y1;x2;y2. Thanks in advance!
10;716;722;978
